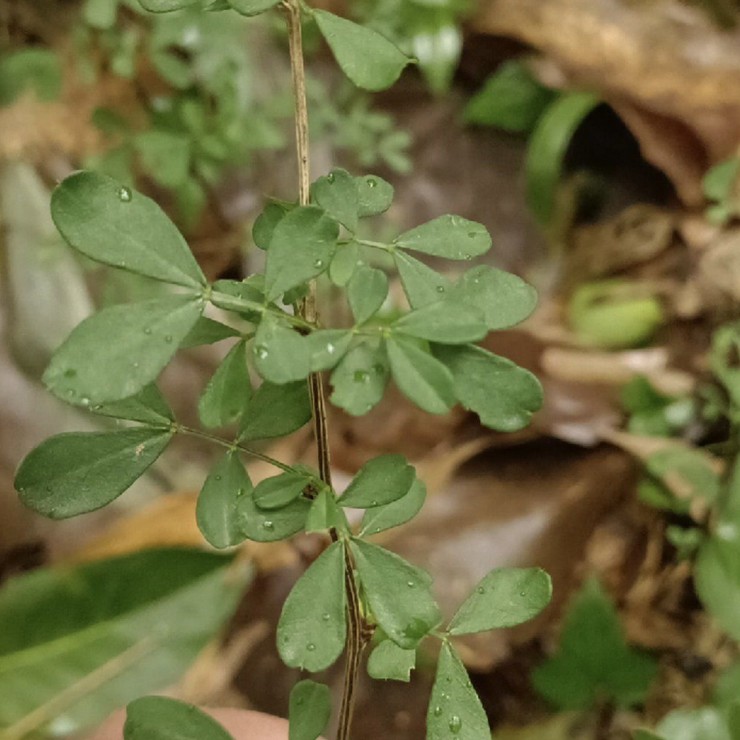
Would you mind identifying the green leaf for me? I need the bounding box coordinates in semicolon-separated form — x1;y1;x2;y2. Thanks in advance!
277;541;347;671
51;172;206;288
237;493;311;542
306;488;347;533
338;454;414;508
252;202;290;250
254;316;311;384
427;642;489;740
394;215;492;260
264;206;339;300
360;479;426;536
0;549;247;733
463;60;555;133
329;241;361;286
448;567;551;636
314;10;412;92
532;578;657;709
180;317;240;348
198;341;252;428
305;329;353;371
196;452;251;549
394;251;450;309
711;323;740;411
645;447;721;505
386;336;455;415
238;381;312;441
655;707;733;740
367;639;415;682
210;278;265;321
228;0;280;16
15;428;173;519
355;175;394;217
253;470;312;510
392;300;487;345
696;536;740;642
83;0;120;30
311;168;359;231
703;158;740;202
44;295;203;404
450;265;538;331
138;0;199;11
434;344;543;432
134;131;191;190
350;539;441;648
330;343;389;416
348;266;389;324
92;384;174;426
0;49;62;106
526;92;600;226
125;696;234;740
289;680;332;740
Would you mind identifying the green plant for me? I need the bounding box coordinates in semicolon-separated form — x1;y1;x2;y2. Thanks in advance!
12;1;552;738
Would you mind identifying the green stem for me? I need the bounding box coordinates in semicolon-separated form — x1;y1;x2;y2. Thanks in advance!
177;425;295;473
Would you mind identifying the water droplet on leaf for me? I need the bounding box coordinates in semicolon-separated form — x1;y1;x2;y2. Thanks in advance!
433;706;442;717
448;715;462;733
256;345;269;360
353;370;370;383
436;285;445;293
367;178;377;188
476;586;485;594
118;186;132;202
326;343;336;354
263;520;274;531
307;642;316;651
314;259;324;269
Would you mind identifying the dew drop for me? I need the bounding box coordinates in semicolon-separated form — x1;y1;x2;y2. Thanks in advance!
263;520;275;531
256;345;269;360
519;591;527;597
463;254;473;261
367;178;377;188
327;173;335;183
326;343;336;354
476;586;485;595
314;258;325;269
436;285;445;293
306;642;316;651
433;706;442;717
322;612;331;621
118;186;132;202
80;397;90;407
353;370;370;383
164;335;173;343
215;475;222;481
132;362;140;370
448;715;462;734
66;389;76;398
143;328;152;335
406;580;415;588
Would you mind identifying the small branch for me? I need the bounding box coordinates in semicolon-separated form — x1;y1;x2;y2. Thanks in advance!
282;3;367;737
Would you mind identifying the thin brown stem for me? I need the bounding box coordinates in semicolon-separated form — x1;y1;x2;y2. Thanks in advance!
282;2;366;737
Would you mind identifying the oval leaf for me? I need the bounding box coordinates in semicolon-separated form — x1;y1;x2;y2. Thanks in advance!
386;336;455;415
264;206;338;300
330;342;389;416
394;215;491;260
314;10;412;92
448;567;552;636
394;251;451;309
52;172;205;288
15;428;173;519
44;295;203;405
427;642;490;740
392;300;487;345
254;316;311;384
355;175;394;217
238;381;312;442
434;344;543;432
228;0;279;16
360;479;427;537
198;341;252;428
350;539;440;649
289;680;332;740
311;168;359;231
338;454;414;508
253;470;312;510
348;266;389;325
237;493;310;542
92;384;174;426
306;329;353;372
125;697;234;740
196;452;252;549
367;639;416;682
277;541;347;671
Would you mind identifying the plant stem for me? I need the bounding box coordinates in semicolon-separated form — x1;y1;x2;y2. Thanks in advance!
282;3;366;737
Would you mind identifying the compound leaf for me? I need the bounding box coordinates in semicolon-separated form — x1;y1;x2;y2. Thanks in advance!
330;343;389;416
253;316;310;384
15;428;173;519
277;541;346;671
360;479;426;537
311;169;359;231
